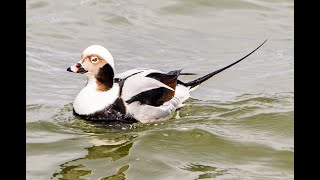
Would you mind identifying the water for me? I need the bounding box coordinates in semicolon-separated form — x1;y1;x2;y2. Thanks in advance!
26;0;293;179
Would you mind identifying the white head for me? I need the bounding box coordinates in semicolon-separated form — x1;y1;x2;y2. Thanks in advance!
67;45;116;91
82;45;115;70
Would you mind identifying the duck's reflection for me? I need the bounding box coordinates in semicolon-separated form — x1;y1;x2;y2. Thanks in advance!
84;141;133;161
100;164;129;180
50;103;162;180
52;163;92;180
51;132;139;180
181;163;228;179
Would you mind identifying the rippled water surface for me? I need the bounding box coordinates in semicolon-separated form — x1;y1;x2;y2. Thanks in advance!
26;0;293;179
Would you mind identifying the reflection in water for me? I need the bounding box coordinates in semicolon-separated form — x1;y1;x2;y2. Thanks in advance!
48;92;293;179
52;163;92;180
100;165;130;180
52;136;135;180
181;163;228;179
84;142;133;161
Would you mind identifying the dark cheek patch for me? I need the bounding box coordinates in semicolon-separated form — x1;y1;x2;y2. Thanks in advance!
95;63;114;91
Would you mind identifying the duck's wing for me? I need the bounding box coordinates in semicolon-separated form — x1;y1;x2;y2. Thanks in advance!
119;69;182;122
120;69;181;106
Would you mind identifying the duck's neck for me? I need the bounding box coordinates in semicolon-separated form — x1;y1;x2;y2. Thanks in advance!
74;66;119;115
74;79;120;115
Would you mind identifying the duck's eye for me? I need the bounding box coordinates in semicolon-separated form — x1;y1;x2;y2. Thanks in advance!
90;57;99;64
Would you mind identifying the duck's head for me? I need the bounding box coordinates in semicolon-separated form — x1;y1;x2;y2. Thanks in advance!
67;45;115;91
67;45;114;75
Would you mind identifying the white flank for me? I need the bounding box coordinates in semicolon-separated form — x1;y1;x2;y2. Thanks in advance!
73;76;119;115
174;84;191;103
126;97;181;123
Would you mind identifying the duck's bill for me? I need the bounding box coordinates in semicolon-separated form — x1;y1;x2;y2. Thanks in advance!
67;63;88;74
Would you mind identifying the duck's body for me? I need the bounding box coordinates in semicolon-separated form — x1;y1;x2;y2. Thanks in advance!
72;68;194;123
67;40;267;123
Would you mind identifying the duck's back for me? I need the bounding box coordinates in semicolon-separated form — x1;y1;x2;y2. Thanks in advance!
116;68;189;123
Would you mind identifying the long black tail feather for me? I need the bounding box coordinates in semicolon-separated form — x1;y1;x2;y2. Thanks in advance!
180;39;268;88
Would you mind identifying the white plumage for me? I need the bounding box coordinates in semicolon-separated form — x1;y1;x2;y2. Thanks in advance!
73;76;120;115
67;40;267;123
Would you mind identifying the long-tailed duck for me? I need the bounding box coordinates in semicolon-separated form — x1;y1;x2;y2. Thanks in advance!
67;39;267;123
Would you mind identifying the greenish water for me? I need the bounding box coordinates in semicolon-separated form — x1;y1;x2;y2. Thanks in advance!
27;0;293;179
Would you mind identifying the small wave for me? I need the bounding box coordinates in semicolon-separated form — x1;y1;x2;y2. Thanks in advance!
160;0;271;15
27;1;49;10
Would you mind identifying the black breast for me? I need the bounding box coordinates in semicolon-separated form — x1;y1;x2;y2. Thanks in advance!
73;98;138;124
